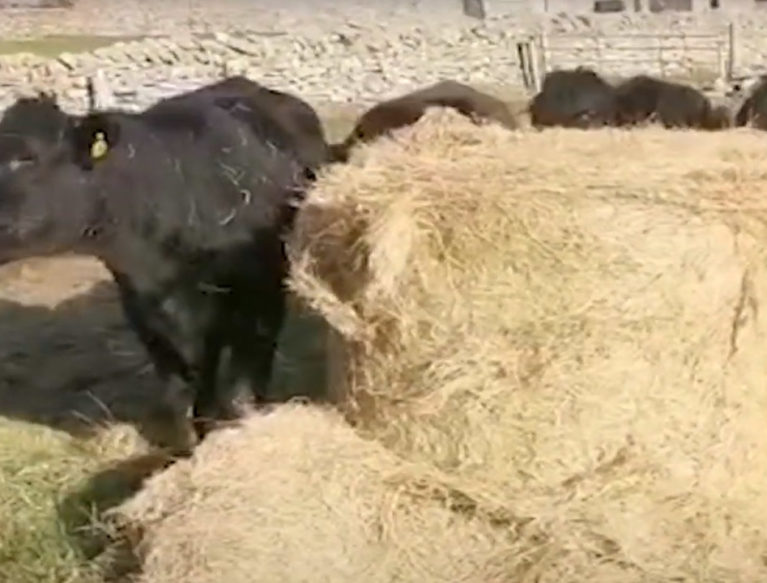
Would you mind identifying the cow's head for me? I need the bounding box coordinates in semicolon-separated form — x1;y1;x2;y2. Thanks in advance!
0;95;122;265
342;100;425;151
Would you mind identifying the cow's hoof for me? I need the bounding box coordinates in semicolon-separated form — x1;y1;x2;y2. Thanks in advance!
140;405;198;456
191;402;251;443
191;416;236;443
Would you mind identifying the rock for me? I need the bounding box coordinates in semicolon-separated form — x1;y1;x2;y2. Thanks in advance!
57;52;79;70
223;58;249;77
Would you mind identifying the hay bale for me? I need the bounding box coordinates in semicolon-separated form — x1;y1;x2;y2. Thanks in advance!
113;403;511;583
288;109;767;580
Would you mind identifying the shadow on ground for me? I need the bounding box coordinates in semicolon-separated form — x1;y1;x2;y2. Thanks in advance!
0;268;333;578
0;278;331;444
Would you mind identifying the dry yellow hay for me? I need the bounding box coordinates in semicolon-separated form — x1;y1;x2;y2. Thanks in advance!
113;403;511;583
285;109;767;581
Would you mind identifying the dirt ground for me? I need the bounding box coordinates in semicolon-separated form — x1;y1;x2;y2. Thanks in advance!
0;255;330;447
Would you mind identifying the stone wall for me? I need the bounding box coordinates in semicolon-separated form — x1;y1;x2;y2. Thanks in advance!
2;5;767;112
0;0;475;39
0;23;531;113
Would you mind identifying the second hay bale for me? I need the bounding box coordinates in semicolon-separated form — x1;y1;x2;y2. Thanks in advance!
288;109;767;580
114;404;511;583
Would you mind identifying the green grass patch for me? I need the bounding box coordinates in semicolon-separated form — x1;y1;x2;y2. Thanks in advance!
0;34;143;57
0;420;146;583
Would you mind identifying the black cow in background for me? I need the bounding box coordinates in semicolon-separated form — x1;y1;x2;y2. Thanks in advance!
0;83;314;453
528;67;618;129
330;80;518;162
734;75;767;130
614;74;731;130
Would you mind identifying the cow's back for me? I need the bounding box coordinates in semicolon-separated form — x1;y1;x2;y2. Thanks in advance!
336;80;516;159
615;75;715;129
93;102;306;263
403;80;517;129
614;75;663;124
657;84;709;127
244;85;331;169
149;77;330;170
352;98;425;142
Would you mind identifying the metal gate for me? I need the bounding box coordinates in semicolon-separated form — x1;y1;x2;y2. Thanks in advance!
517;24;734;92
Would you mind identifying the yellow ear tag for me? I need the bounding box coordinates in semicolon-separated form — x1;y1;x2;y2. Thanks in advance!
90;132;108;160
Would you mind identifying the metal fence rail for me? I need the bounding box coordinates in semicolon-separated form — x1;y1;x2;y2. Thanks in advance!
517;24;735;91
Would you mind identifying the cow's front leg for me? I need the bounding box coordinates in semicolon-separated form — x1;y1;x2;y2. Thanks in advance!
140;372;197;456
190;334;233;442
224;295;287;411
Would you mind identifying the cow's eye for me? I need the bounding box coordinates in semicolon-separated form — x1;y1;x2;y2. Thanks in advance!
8;157;33;171
2;155;36;173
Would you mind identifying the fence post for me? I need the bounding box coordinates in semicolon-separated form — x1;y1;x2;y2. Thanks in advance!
657;37;664;78
715;38;727;81
539;31;549;81
595;34;603;74
530;38;542;92
86;69;114;111
727;21;736;80
516;41;528;89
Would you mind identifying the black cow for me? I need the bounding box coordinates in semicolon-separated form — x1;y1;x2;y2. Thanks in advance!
330;80;518;162
528;67;618;129
0;87;313;452
614;75;730;130
734;75;767;130
151;76;332;173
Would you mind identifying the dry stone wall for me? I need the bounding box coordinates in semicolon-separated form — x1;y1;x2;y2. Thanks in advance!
2;5;767;112
0;23;531;113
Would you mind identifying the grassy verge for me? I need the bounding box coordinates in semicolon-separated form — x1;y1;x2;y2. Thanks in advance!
0;420;147;583
0;34;142;57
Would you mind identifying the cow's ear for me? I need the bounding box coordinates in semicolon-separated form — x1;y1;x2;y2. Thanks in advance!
70;113;121;170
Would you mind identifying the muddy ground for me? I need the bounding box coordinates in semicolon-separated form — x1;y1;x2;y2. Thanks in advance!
0;254;330;446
